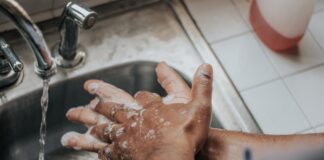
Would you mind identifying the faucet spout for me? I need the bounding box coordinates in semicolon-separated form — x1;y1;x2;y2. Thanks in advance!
0;0;56;78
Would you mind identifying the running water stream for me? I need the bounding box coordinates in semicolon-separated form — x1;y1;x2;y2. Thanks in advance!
38;79;50;160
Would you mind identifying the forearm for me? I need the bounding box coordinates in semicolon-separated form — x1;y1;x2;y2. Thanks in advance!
198;128;324;160
150;151;194;160
149;147;195;160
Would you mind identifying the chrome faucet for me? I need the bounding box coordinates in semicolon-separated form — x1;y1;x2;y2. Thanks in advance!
0;38;23;88
53;2;97;68
0;0;56;79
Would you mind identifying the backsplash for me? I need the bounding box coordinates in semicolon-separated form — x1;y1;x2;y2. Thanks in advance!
0;0;115;32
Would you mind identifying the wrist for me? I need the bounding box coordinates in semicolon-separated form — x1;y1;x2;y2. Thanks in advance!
142;141;195;160
148;146;195;160
197;128;224;160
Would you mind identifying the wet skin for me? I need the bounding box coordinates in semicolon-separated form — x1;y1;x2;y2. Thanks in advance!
63;62;213;160
63;62;324;160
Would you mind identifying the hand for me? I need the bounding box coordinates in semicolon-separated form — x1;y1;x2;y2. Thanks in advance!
62;62;213;160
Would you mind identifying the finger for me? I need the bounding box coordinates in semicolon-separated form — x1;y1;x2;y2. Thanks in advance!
156;62;191;103
90;123;111;142
84;97;100;109
190;64;213;106
89;121;125;143
134;91;162;107
95;101;139;123
92;122;126;141
61;131;106;152
66;106;108;126
84;79;134;104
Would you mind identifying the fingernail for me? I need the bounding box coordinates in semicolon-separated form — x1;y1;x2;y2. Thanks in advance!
156;61;168;72
66;108;76;117
88;82;100;93
199;64;212;79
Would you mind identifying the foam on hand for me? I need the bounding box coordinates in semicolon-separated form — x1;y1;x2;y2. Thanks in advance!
61;131;81;148
125;102;143;110
87;82;101;93
162;94;175;104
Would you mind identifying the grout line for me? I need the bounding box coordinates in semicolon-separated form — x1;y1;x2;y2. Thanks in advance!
239;32;282;93
250;30;315;129
308;28;324;56
209;30;251;45
240;77;280;93
259;38;314;129
252;28;324;80
296;127;315;134
282;63;324;79
203;0;252;45
209;29;282;93
230;0;251;27
312;122;324;130
282;80;314;128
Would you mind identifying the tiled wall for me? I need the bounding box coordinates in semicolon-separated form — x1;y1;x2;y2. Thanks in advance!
0;0;114;32
185;0;324;134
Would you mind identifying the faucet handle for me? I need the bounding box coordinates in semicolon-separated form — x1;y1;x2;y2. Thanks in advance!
62;2;98;29
0;38;23;73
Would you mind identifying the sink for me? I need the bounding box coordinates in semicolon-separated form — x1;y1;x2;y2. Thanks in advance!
0;0;259;159
0;61;217;160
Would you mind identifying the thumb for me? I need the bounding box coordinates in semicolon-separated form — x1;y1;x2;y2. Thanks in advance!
191;64;213;105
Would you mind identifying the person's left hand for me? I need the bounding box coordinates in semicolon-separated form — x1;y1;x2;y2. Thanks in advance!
61;62;213;160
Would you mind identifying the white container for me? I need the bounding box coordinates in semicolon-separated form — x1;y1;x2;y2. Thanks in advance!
250;0;316;51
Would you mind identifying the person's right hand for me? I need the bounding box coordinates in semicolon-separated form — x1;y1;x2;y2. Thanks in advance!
61;62;213;160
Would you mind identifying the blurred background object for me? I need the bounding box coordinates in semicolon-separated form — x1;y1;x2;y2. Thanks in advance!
186;0;324;135
250;0;316;51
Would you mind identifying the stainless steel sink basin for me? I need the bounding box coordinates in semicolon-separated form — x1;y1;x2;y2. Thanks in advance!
0;0;260;159
0;61;210;160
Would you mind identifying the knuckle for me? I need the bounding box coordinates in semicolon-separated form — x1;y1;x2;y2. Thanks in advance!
95;101;105;110
134;91;145;98
161;77;174;88
192;100;211;109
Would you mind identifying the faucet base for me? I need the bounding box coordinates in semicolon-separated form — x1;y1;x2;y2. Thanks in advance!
0;70;22;89
34;62;57;79
52;43;86;68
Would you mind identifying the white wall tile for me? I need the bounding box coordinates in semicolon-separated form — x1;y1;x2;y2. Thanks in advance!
285;65;324;127
315;125;324;132
309;11;324;50
315;0;324;13
299;128;315;134
184;0;250;43
241;80;311;135
232;0;251;23
212;33;278;91
261;32;324;77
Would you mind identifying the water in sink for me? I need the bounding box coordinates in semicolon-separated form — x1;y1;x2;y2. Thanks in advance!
39;79;50;160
